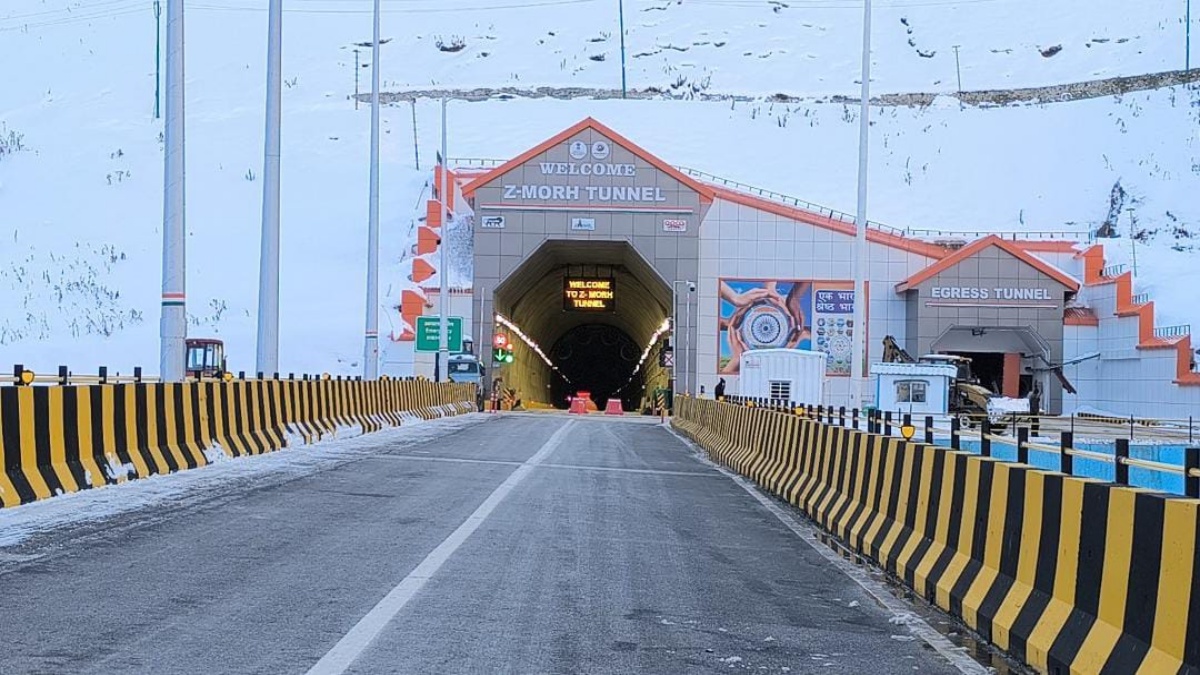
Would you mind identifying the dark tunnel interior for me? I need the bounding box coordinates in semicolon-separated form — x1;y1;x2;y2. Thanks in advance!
550;324;646;410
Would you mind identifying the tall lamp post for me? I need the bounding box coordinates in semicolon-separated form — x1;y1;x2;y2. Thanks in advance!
363;0;381;379
849;0;873;409
256;0;283;377
159;0;186;382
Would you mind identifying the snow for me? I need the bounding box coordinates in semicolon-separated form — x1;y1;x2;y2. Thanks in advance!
0;413;485;547
0;0;1197;375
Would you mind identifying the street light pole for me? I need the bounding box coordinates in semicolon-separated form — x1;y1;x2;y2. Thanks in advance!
1187;0;1192;71
619;0;628;98
438;98;449;383
849;0;872;409
159;0;186;382
256;0;283;377
363;0;381;380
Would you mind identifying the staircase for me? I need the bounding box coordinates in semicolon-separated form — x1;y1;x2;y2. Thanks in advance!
1060;244;1200;419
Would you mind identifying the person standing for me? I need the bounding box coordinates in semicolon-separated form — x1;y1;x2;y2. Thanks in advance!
714;377;726;400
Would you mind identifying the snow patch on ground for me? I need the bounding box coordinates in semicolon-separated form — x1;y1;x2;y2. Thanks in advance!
0;414;488;548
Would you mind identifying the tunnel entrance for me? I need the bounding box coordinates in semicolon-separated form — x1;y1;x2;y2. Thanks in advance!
550;324;646;410
485;241;672;412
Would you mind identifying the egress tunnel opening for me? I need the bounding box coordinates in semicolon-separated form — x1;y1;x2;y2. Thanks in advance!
492;241;671;411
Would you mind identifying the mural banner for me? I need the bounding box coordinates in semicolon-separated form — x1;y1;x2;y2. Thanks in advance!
717;279;857;376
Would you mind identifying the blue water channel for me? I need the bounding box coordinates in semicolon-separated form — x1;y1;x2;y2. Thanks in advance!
932;436;1187;495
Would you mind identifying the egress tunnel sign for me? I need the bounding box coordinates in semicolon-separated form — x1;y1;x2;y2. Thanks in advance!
564;277;616;312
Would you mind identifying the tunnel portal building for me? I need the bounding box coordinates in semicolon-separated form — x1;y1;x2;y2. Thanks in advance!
388;117;1199;418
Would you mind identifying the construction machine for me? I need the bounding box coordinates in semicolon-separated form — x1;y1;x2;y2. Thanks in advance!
185;338;227;380
880;336;1016;427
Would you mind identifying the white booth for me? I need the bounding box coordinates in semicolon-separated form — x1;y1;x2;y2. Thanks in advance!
871;362;957;415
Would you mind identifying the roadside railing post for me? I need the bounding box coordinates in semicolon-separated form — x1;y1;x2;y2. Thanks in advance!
851;408;859;430
1017;426;1029;465
134;366;143;384
1114;438;1130;485
1185;447;1199;498
839;406;846;427
238;371;246;380
1061;431;1074;475
58;365;69;386
884;411;892;437
924;415;934;445
99;366;108;385
950;417;961;450
1031;414;1040;438
980;418;992;457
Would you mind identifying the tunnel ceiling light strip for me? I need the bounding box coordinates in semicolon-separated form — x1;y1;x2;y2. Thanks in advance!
616;317;672;393
494;313;572;384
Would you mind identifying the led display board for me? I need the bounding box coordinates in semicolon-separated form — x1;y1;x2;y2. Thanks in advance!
563;277;616;312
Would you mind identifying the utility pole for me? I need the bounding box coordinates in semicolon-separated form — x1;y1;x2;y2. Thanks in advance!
353;49;360;110
411;100;420;170
154;0;162;119
952;44;963;108
256;0;283;377
619;0;628;98
364;0;381;380
849;0;872;410
159;0;186;381
1188;0;1192;70
438;98;450;383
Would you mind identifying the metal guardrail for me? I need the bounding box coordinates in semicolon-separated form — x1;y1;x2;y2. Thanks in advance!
1154;324;1191;338
1131;292;1151;305
1101;263;1128;277
712;397;1200;497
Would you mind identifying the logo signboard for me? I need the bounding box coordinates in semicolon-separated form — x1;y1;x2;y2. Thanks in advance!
481;215;505;229
663;218;687;232
570;217;596;231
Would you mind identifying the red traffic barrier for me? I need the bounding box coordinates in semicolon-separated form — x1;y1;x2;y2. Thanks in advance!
604;398;624;416
569;397;588;415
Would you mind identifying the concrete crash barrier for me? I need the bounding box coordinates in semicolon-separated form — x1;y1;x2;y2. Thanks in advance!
673;398;1200;675
0;380;476;509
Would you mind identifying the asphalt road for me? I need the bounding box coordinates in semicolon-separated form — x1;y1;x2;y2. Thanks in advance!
0;414;970;675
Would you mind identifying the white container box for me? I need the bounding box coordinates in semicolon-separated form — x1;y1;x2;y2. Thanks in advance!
738;349;826;405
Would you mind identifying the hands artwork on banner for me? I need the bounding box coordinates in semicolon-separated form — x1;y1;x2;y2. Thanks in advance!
718;279;813;375
717;278;857;376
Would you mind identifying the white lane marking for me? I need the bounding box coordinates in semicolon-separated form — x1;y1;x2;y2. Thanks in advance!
664;426;990;675
305;420;576;675
372;454;718;478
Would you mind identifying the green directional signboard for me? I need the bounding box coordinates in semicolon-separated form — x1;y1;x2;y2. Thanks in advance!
415;316;464;352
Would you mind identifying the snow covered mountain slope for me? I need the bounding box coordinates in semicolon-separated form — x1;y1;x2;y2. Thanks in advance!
0;0;1196;375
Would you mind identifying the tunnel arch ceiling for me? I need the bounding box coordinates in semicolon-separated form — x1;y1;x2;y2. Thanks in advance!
493;241;672;406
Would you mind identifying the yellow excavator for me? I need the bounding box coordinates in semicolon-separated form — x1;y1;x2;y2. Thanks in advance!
881;336;999;425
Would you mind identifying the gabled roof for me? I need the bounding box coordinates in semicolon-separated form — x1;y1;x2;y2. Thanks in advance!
895;234;1081;293
460;117;715;203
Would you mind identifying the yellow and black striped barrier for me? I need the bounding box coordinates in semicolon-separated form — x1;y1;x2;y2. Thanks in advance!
0;379;475;509
673;397;1199;675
